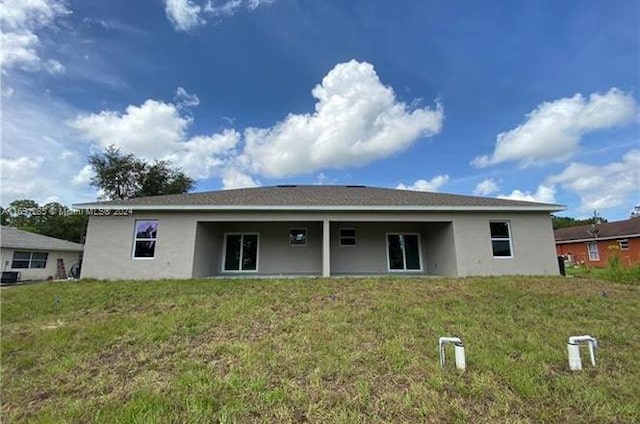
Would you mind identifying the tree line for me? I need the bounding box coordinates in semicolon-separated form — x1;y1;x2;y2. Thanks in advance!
2;146;193;243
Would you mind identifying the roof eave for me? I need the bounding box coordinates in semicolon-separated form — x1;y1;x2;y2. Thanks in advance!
72;204;565;213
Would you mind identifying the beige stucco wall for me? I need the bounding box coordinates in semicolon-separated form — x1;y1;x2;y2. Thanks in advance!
1;247;81;281
80;210;559;279
81;214;198;280
451;212;559;276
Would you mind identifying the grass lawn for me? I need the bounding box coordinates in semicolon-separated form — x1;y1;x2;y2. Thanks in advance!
2;277;639;423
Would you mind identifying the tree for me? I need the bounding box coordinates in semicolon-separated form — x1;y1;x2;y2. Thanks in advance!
2;200;88;243
88;146;194;200
88;146;146;200
552;214;608;230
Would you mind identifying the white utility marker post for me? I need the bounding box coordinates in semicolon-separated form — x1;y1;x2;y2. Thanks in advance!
439;336;466;370
567;335;598;371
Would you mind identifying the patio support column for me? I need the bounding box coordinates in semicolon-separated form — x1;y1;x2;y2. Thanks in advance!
322;219;331;277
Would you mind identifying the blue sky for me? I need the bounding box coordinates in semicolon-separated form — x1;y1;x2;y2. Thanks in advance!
1;0;638;220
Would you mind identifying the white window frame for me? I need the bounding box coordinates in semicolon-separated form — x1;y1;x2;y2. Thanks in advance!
385;232;424;272
489;220;514;258
618;239;629;250
132;219;158;260
222;232;260;272
339;228;357;247
587;242;600;261
288;228;307;246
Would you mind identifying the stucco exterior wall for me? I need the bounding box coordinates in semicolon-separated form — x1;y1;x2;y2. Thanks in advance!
81;214;198;279
81;210;558;279
1;247;81;281
452;212;559;276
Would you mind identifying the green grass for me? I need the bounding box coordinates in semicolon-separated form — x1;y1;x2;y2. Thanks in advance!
2;277;639;423
566;263;640;284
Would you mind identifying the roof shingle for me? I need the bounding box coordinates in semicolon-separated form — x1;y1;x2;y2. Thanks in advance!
0;226;84;252
74;185;563;211
554;218;640;242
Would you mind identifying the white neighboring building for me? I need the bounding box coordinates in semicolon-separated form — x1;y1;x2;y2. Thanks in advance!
0;226;83;282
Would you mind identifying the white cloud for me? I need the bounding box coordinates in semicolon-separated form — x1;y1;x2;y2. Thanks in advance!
164;0;272;31
498;184;556;204
174;86;200;108
0;156;43;202
221;169;261;190
547;149;640;211
71;61;444;188
241;60;444;178
396;175;449;192
472;88;638;168
473;178;499;196
70;100;191;158
164;0;203;32
70;98;241;180
45;59;65;75
0;0;70;72
72;164;94;187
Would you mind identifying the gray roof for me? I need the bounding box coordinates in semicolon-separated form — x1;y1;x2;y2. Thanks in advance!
0;226;84;252
74;185;563;212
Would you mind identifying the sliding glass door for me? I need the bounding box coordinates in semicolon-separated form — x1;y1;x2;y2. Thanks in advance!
387;233;422;271
223;233;258;271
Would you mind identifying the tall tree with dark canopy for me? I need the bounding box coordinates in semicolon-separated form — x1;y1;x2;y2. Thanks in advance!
88;146;194;200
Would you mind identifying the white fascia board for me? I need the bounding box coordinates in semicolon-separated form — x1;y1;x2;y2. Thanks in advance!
555;234;640;244
72;204;565;212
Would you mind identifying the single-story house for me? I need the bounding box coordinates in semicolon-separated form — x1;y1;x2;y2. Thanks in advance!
555;217;640;267
0;226;84;282
74;185;563;280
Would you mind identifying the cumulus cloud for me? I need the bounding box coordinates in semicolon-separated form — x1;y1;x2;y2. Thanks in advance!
498;185;556;204
396;175;449;192
472;88;638;168
547;149;640;211
70;98;241;180
71;61;444;189
241;60;444;177
221;169;261;190
0;0;70;72
164;0;273;31
473;178;499;196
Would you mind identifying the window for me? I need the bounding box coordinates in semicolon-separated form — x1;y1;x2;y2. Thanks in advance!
587;242;599;261
11;251;48;269
386;234;422;271
490;221;513;257
224;233;259;271
289;228;307;246
619;239;629;250
339;229;357;246
133;220;158;259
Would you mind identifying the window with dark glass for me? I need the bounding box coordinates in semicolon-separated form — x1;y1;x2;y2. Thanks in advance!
133;220;158;258
619;239;629;250
11;251;48;269
339;229;357;246
289;228;307;246
224;233;258;271
490;221;512;257
387;234;421;271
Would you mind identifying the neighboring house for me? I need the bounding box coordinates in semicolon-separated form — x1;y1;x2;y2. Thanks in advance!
74;185;563;280
555;217;640;267
0;226;83;281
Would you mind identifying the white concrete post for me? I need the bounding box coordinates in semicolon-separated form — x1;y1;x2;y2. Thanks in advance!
322;219;330;277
